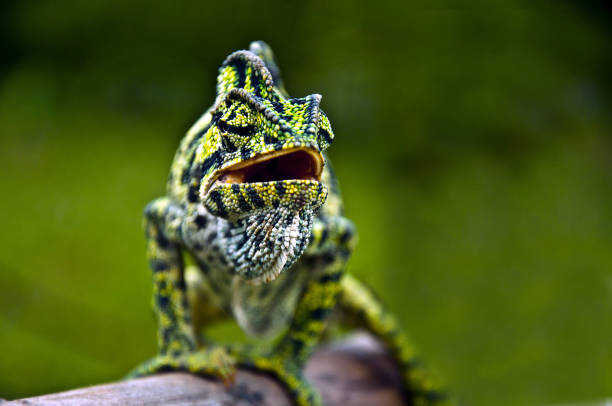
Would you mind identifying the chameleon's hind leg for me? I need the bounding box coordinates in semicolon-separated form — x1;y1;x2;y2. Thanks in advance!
338;274;451;405
128;198;234;381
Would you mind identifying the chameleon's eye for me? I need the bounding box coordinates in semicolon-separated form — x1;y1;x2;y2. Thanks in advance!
217;119;255;153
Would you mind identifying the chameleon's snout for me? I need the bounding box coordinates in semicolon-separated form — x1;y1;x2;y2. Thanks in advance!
203;147;327;220
208;147;323;191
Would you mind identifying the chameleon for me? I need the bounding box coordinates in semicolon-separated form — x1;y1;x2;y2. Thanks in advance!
130;40;448;406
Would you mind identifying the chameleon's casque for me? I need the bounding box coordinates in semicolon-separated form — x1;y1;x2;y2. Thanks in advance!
131;41;450;406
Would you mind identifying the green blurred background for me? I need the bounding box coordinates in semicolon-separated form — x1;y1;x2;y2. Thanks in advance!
1;1;610;404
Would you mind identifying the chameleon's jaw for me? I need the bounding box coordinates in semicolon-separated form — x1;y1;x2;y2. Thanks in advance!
208;147;324;193
207;148;327;283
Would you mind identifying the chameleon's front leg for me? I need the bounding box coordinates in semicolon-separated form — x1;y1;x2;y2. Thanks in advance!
230;216;355;406
128;197;234;380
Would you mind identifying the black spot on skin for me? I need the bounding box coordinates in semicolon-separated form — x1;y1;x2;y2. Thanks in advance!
187;185;199;203
252;231;266;247
181;152;196;184
240;147;252;161
160;328;171;346
287;337;305;358
226;124;256;139
292;98;306;105
221;135;237;153
199;150;221;181
156;232;170;249
156;294;169;308
193;242;203;251
227;108;237;121
211;110;223;123
149;259;169;272
274;181;286;196
319;228;329;246
247;188;265;208
251;69;262;98
263;133;276;145
318;127;332;146
321;251;336;264
195;258;210;272
218;119;228;133
309;307;329;321
272;101;285;114
340;229;353;245
208;190;227;217
230;57;247;89
177;273;187;290
234;186;252;212
316;182;324;197
194;215;208;229
318;270;342;284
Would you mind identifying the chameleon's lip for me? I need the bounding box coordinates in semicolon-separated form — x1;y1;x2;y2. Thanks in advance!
206;147;324;194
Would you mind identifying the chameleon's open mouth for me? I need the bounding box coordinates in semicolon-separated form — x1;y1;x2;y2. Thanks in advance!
210;147;324;191
204;147;327;220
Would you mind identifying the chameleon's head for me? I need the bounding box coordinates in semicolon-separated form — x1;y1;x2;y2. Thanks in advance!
196;42;334;283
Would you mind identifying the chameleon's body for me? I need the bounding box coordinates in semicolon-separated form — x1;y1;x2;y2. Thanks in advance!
131;41;447;406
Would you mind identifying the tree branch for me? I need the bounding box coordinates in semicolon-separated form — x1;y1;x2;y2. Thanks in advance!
7;334;405;405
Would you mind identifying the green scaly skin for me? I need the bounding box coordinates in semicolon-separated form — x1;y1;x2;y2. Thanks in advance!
129;41;450;406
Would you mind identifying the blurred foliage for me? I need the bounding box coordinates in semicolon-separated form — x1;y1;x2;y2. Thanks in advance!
1;1;611;405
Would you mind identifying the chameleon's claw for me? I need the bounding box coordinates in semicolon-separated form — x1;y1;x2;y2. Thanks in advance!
222;370;236;388
128;347;236;383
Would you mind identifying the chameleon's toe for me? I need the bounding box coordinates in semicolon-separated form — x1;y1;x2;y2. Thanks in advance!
228;345;322;406
127;347;236;384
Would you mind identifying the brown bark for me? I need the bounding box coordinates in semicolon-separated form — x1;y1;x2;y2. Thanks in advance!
7;334;404;406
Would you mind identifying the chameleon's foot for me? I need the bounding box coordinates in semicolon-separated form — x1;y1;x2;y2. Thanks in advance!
128;347;236;385
228;345;322;406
